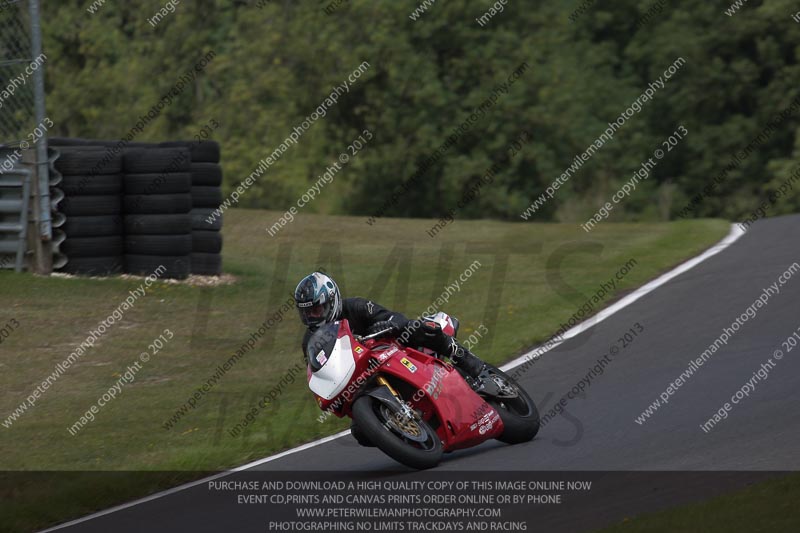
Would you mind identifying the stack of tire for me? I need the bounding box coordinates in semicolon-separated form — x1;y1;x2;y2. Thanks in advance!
160;141;223;276
122;147;192;280
55;148;124;276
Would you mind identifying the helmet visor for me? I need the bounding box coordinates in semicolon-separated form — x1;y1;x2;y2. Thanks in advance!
298;300;333;327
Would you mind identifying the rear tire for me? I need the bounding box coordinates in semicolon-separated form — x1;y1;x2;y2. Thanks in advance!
351;394;442;470
483;364;540;444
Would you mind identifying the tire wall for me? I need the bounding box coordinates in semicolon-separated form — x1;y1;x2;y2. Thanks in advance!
50;139;223;278
51;145;124;276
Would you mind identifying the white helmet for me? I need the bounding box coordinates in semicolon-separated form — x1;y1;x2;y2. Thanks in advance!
294;272;342;328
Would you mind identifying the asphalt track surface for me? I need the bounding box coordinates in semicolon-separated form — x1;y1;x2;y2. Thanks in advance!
44;215;800;532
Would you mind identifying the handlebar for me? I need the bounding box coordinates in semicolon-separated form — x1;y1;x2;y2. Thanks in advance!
354;327;396;343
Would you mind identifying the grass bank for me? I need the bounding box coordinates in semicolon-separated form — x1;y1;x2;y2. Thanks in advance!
0;210;730;530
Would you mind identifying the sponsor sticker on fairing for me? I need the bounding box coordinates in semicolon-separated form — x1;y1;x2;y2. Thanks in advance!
378;346;399;362
400;357;418;373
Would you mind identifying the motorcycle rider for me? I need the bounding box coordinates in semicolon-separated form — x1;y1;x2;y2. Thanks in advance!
294;271;487;384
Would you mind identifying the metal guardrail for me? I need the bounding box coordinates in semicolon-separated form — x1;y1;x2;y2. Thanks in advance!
48;145;65;269
0;164;31;271
1;0;51;273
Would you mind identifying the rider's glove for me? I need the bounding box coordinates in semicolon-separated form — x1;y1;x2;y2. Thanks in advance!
368;320;400;335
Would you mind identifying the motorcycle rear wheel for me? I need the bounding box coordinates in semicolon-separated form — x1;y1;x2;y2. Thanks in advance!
483;364;540;444
352;394;443;470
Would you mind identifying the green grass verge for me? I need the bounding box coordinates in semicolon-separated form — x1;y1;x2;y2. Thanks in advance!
596;473;800;532
0;210;729;531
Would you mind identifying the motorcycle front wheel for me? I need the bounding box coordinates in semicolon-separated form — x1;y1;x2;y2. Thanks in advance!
352;394;443;470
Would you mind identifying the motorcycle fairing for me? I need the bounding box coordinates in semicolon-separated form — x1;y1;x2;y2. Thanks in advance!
308;324;357;400
375;347;504;451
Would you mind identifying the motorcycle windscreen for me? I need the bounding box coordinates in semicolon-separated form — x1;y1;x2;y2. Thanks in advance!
307;321;357;400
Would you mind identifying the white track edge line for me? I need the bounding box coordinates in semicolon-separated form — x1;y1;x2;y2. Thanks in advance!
500;223;745;372
39;224;744;532
38;430;352;532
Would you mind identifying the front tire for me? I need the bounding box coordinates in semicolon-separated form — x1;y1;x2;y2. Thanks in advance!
352;394;442;469
483;364;540;444
349;421;375;447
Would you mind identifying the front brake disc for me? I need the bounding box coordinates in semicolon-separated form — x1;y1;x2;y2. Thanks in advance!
379;404;428;443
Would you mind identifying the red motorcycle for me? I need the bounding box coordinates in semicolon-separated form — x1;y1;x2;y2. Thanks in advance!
306;312;539;469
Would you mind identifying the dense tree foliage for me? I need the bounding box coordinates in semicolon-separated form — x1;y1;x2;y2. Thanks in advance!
41;0;800;222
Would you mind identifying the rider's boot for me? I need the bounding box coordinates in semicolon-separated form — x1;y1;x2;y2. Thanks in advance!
449;340;487;391
402;318;487;391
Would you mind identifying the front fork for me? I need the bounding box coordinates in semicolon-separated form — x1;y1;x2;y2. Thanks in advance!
373;375;416;419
